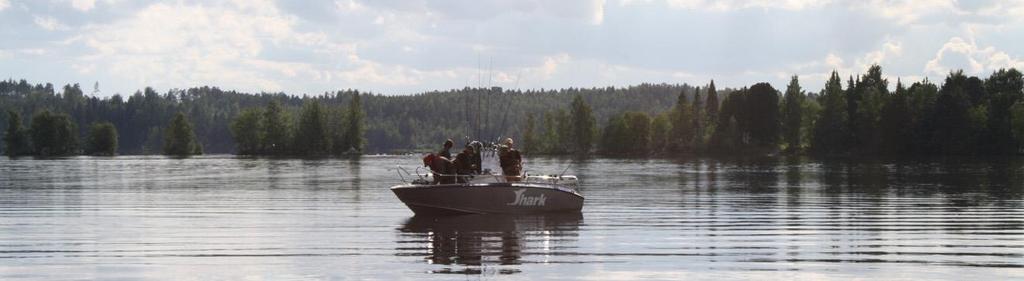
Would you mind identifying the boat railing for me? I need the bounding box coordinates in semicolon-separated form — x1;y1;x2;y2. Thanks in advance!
414;170;509;183
404;168;579;188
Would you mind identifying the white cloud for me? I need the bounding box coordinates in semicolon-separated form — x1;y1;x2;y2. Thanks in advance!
925;36;1024;76
856;40;903;68
539;53;571;79
654;0;833;11
759;39;909;91
359;0;606;25
855;0;957;25
591;0;605;24
34;15;69;31
4;0;1023;96
19;48;48;55
334;0;364;12
77;1;328;92
649;0;1017;26
73;0;449;94
71;0;96;11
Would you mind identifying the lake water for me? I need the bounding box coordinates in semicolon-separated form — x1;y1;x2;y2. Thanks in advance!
0;155;1022;280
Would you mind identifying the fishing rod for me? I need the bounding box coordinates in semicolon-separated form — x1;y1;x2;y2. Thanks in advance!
557;163;572;178
494;70;521;142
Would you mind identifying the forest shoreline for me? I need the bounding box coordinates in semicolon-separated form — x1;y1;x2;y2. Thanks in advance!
4;65;1024;158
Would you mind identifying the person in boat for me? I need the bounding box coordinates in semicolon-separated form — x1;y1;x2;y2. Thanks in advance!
422;153;454;184
469;141;483;174
439;139;454;159
498;138;523;182
453;143;478;183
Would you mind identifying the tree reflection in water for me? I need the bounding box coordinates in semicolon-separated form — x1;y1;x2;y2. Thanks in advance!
397;213;582;275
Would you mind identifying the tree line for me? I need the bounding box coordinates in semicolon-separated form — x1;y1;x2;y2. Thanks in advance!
229;94;366;157
3;65;1023;157
3;108;204;157
521;66;1024;157
0;81;690;155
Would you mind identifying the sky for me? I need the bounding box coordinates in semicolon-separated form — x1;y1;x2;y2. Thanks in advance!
1;0;1023;97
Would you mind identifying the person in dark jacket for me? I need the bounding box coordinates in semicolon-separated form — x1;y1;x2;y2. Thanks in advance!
439;139;454;159
498;138;523;182
453;144;478;183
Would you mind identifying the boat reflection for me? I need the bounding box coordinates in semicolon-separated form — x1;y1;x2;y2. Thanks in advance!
397;213;582;275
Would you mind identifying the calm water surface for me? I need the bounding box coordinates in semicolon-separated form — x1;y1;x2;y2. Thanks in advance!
1;155;1022;280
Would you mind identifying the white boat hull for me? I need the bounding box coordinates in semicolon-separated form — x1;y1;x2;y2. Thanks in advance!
390;183;584;215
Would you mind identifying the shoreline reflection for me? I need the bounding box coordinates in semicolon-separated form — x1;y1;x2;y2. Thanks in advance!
397;213;582;275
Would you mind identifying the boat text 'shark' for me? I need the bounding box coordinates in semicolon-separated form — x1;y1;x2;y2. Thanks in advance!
507;189;547;206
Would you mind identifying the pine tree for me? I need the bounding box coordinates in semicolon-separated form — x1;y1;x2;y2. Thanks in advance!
85;122;118;156
163;112;201;156
650;113;672;153
705;80;719;125
30;110;78;156
600;114;629;155
230;108;263;155
984;68;1024;153
3;111;31;157
569;95;596;155
746;83;780;149
294;99;329;156
812;71;849;154
1011;102;1024;152
341;92;366;154
692;86;704;148
262;100;291;155
854;65;888;152
522;114;539;154
782;75;804;152
879;80;911;153
625;112;652;155
845;75;859;147
669;89;694;152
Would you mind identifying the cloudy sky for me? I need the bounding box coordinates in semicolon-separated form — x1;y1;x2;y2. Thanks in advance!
1;0;1022;96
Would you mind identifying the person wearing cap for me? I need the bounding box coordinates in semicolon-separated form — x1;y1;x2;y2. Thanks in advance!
498;138;523;182
469;141;483;174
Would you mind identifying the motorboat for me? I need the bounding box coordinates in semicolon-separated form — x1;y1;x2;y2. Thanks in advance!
391;147;584;215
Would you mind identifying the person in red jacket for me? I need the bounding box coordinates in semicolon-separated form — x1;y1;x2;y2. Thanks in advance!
422;153;454;184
